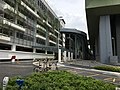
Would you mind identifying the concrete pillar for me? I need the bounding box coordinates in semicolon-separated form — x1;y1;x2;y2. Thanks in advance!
95;36;100;60
68;52;70;61
99;15;113;64
33;17;37;48
45;51;47;54
33;48;36;53
75;35;77;59
71;53;73;60
33;48;36;61
63;51;66;62
11;44;16;51
116;16;120;62
15;2;18;24
53;52;55;55
45;29;49;54
58;49;61;62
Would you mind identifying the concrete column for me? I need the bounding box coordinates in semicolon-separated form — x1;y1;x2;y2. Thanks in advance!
99;15;113;64
75;35;77;59
116;16;120;62
11;44;16;51
45;51;47;54
95;36;100;60
63;51;66;62
33;48;36;61
53;52;55;55
58;49;61;62
71;53;73;60
68;52;70;61
45;30;49;54
15;2;18;24
33;48;36;53
33;17;37;48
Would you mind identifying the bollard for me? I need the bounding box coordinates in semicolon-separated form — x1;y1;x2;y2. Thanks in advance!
3;77;9;90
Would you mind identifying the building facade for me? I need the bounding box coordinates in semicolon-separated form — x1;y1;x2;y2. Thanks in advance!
0;0;61;60
86;0;120;64
60;28;88;61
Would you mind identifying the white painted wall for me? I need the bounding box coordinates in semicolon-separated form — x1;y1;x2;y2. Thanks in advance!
0;50;54;60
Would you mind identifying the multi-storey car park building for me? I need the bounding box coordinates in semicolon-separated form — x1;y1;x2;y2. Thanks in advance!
86;0;120;64
0;0;62;60
60;28;88;62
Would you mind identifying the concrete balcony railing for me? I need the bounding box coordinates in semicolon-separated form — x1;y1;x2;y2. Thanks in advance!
21;1;40;18
18;12;27;20
0;34;10;41
49;33;57;38
3;19;26;32
46;22;52;28
36;34;46;40
3;3;27;20
3;3;15;13
49;40;56;45
36;24;46;31
54;29;59;34
59;44;62;47
43;20;52;28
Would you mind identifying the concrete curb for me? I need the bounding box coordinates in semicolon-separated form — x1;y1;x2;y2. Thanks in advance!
58;63;120;77
0;60;33;64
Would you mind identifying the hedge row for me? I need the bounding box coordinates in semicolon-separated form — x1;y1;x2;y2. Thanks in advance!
94;65;120;72
6;71;115;90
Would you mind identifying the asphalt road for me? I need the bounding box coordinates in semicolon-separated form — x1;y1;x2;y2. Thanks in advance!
0;61;34;84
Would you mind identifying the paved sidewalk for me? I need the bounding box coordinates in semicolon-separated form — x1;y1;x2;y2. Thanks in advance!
0;60;33;84
58;63;120;85
30;59;120;85
64;60;115;68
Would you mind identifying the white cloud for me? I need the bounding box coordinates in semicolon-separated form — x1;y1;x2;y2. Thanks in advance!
46;0;88;35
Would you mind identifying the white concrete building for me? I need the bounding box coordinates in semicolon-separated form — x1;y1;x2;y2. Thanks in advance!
0;0;61;61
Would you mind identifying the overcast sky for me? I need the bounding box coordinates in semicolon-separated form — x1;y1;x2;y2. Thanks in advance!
46;0;88;35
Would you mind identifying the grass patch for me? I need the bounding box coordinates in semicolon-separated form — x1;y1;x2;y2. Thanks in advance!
94;65;120;72
6;71;115;90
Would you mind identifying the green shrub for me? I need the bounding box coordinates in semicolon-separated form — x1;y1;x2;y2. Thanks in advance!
6;71;115;90
94;65;120;72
